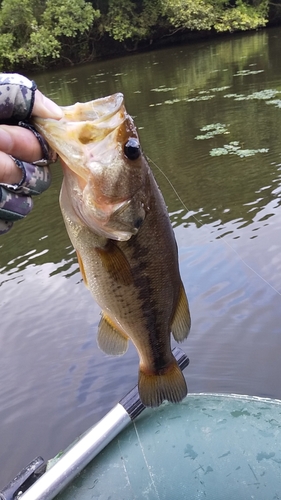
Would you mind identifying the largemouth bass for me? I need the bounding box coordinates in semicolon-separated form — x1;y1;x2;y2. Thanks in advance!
34;93;191;407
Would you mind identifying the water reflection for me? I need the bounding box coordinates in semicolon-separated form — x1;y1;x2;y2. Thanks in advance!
32;27;281;237
1;27;281;488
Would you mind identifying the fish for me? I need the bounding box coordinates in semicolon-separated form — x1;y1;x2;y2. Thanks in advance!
33;92;191;407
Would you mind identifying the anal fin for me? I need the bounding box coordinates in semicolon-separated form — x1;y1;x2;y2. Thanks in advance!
171;282;191;342
97;313;129;356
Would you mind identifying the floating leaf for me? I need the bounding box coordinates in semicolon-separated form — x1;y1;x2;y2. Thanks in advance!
224;93;244;100
210;141;269;157
210;148;229;156
149;102;164;107
210;86;231;92
195;123;229;140
234;69;264;76
248;89;280;100
224;89;281;102
266;99;281;109
187;95;215;102
164;98;181;104
151;86;177;92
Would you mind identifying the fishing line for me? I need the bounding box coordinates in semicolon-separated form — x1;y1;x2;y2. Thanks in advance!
132;421;161;499
117;440;137;498
147;155;281;298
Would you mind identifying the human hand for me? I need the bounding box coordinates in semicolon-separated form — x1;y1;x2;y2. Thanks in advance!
0;73;63;234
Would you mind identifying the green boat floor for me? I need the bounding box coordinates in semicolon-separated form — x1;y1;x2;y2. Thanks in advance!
55;394;281;500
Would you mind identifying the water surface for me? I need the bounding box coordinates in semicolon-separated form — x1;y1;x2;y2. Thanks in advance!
1;27;281;485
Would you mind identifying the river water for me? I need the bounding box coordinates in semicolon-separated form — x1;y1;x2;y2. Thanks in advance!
1;27;281;486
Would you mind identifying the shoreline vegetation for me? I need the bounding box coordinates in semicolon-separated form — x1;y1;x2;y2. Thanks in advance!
0;0;280;72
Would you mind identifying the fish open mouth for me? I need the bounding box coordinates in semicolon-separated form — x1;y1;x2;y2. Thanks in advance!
33;93;128;180
62;92;125;124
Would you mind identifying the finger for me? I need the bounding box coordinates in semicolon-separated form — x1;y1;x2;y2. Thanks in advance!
0;125;43;164
0;151;22;184
32;90;63;120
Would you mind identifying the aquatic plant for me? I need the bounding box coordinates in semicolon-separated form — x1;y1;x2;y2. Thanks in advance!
233;69;264;76
210;141;269;157
195;123;229;140
210;86;231;92
164;99;182;104
266;99;281;109
187;95;215;102
224;89;281;101
151;86;178;92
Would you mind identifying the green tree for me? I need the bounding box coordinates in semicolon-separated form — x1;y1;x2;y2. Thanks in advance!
160;0;218;31
0;0;100;69
0;0;272;71
160;0;268;32
0;0;37;66
103;0;163;46
214;0;268;31
26;0;100;65
102;0;268;48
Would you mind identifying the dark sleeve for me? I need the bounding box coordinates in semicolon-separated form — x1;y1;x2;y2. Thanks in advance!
0;73;37;124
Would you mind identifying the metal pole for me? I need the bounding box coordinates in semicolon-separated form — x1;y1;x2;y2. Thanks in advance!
18;347;189;500
19;404;131;500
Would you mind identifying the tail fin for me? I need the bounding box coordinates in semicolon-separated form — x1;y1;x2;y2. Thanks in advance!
138;359;187;407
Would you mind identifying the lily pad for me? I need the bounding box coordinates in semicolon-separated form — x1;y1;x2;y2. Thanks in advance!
210;86;231;92
187;95;215;102
164;98;181;104
266;99;281;109
195;123;229;140
210;141;269;157
224;89;281;102
151;86;177;92
234;69;264;76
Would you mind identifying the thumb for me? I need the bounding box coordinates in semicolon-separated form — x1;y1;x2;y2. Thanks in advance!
32;90;63;120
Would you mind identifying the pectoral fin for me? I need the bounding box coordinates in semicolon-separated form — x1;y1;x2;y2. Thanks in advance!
76;251;88;287
171;282;191;342
97;313;129;356
95;241;133;286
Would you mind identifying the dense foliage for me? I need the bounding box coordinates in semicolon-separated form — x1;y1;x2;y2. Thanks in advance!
0;0;276;70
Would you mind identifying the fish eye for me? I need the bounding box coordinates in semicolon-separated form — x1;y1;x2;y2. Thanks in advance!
124;138;141;160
